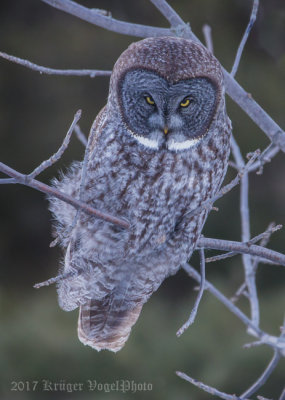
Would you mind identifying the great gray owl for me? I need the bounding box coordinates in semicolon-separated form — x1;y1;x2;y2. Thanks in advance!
50;37;231;352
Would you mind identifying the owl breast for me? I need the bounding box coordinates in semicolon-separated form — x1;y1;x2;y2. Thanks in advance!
78;113;230;264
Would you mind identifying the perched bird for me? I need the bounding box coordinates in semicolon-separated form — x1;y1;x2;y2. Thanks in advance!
50;37;231;352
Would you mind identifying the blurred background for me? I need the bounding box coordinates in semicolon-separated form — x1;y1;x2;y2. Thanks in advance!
0;0;284;399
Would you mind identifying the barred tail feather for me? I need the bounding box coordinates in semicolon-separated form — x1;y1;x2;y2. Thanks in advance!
77;295;143;352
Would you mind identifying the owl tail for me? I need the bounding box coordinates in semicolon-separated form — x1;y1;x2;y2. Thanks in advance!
77;294;143;352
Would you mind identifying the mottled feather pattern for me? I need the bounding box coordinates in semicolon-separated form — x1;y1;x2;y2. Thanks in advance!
49;37;231;351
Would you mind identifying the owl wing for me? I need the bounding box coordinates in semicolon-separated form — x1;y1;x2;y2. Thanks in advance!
49;106;107;247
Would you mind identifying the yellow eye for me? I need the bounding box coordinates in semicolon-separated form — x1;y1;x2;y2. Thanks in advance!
145;95;155;106
180;98;191;108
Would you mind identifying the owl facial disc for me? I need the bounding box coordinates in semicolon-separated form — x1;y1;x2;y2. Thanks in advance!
119;69;218;151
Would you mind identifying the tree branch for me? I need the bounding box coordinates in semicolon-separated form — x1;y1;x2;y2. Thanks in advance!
231;136;260;327
41;0;171;37
29;110;82;179
0;51;111;78
0;162;130;229
205;224;282;265
231;0;259;77
176;371;242;400
240;350;281;399
182;263;285;353
197;237;285;267
202;24;214;53
176;249;206;337
1;159;285;267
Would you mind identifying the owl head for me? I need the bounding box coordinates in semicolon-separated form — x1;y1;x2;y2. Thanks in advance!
108;37;224;151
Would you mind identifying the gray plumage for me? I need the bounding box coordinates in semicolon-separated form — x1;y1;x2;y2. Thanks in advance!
49;37;231;352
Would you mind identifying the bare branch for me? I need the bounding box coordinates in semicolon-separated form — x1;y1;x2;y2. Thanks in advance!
0;178;17;184
198;237;285;267
223;74;285;152
182;263;285;353
0;162;130;229
205;223;282;264
231;136;260;327
176;371;242;400
240;351;281;399
202;24;213;53
183;261;259;334
248;143;280;174
176;249;206;337
231;0;259;77
233;223;282;302
257;397;272;400
0;51;111;78
2;159;285;267
149;0;184;27
34;269;78;288
41;0;171;37
3;157;285;271
74;124;87;147
231;284;249;303
279;387;285;400
29;110;82;179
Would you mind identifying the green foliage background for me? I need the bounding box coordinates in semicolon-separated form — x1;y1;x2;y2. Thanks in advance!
0;1;284;399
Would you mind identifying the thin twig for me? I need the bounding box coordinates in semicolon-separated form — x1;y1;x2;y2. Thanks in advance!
149;0;184;27
202;24;213;53
184;261;256;331
34;270;79;288
176;371;242;400
229;143;280;175
198;237;285;267
243;340;264;349
41;0;171;37
248;143;280;174
74;124;87;147
240;351;281;399
231;0;259;77
231;285;249;303
176;249;206;337
29;110;82;179
230;223;281;303
0;51;111;78
257;396;273;400
231;135;259;327
205;224;282;264
182;263;285;353
279;387;285;400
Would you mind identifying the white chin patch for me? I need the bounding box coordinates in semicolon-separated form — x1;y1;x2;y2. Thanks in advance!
167;138;201;151
127;129;201;151
128;130;159;150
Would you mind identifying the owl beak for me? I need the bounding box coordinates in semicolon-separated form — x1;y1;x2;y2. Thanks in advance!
164;127;169;135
